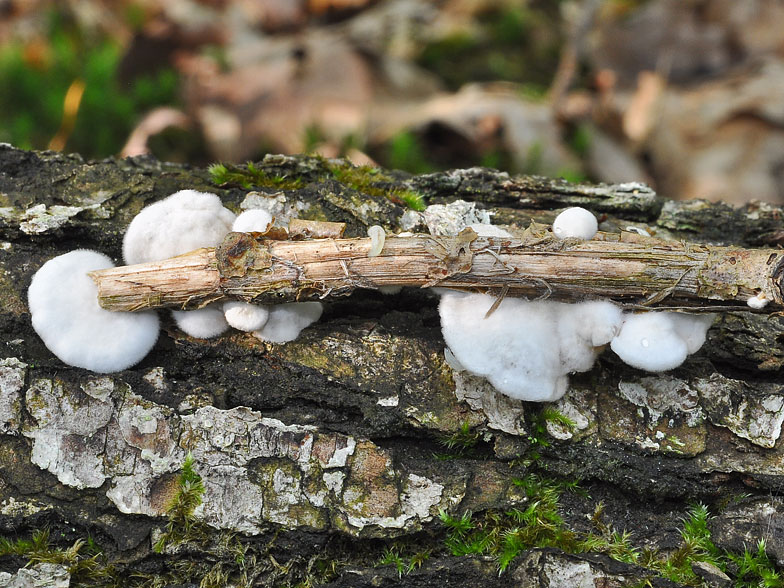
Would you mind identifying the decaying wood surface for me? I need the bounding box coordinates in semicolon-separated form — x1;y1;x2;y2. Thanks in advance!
91;226;784;312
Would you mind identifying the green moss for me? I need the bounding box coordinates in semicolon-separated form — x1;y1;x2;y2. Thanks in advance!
439;491;783;584
438;473;581;572
0;529;119;586
520;407;577;466
436;421;480;458
153;452;206;553
208;161;304;191
328;161;427;211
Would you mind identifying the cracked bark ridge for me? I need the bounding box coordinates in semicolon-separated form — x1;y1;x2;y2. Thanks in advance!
1;145;784;586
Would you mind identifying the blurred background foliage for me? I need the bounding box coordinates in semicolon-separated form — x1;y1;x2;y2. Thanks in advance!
0;9;179;158
2;0;784;205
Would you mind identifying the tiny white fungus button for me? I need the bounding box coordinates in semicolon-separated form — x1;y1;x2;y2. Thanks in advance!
747;292;769;309
552;207;598;240
254;302;323;343
367;225;386;257
172;307;229;339
28;250;160;373
233;209;272;233
223;301;269;332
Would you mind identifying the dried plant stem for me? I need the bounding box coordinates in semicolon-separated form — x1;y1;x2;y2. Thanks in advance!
91;230;784;312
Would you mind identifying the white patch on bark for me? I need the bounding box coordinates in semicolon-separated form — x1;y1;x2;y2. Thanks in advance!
452;370;527;435
0;358;25;434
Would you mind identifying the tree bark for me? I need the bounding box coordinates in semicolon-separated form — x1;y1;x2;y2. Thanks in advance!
1;145;784;587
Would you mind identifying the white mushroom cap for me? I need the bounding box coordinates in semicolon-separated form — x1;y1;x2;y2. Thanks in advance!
223;301;269;332
439;292;578;402
232;209;273;233
172;307;229;339
123;190;236;265
254;302;323;343
747;293;770;310
28;250;160;373
552;207;598;240
668;312;715;354
610;312;689;372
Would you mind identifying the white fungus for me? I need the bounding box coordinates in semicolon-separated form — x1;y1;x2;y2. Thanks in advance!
223;301;269;332
232;209;273;233
123;189;236;265
747;292;770;309
668;312;716;354
28;250;160;373
610;311;714;372
224;209;275;331
552;207;598;240
172;307;229;339
439;291;622;401
367;225;386;257
254;302;323;343
123;189;236;339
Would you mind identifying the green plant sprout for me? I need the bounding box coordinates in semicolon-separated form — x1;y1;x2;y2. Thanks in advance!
522;407;577;466
153;451;206;553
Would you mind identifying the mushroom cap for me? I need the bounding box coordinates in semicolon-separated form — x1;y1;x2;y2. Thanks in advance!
610;312;689;372
557;300;623;373
28;250;160;373
439;291;569;401
552;207;598;240
123;190;236;265
223;301;269;332
668;312;715;354
172;307;229;339
253;302;323;343
232;209;273;233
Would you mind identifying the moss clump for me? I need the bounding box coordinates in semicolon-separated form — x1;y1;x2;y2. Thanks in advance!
433;421;481;460
440;488;784;586
327;162;426;211
153;452;206;553
0;529;117;586
208;161;304;191
376;546;431;577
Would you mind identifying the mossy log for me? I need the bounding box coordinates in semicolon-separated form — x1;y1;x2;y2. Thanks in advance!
1;144;784;587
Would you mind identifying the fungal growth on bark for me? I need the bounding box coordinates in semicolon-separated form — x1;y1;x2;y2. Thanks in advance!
29;196;783;392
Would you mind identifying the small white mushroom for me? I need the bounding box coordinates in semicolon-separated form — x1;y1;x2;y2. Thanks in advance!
123;190;236;339
223;301;269;332
610;313;688;372
552;207;598;240
254;302;323;343
28;250;160;373
367;225;386;257
172;307;229;339
747;292;770;309
233;209;273;233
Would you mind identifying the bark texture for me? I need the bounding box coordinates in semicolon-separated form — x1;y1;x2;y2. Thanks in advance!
1;145;784;586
